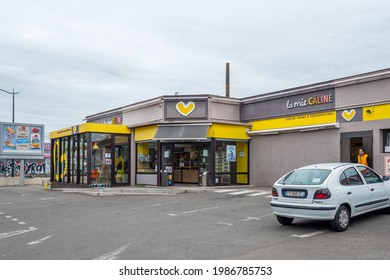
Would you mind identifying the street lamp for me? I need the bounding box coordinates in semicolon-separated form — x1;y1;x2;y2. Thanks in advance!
0;88;20;123
1;88;20;177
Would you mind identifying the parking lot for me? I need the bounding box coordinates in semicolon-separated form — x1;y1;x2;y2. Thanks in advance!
1;185;390;260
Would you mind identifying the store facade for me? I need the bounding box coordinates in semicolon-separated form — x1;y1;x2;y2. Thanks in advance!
51;95;250;187
50;68;390;187
50;123;131;186
243;68;390;186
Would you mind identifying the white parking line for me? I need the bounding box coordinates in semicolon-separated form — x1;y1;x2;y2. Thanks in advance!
41;197;55;200
246;191;271;197
260;213;274;218
241;217;262;222
217;222;233;226
265;195;273;198
27;235;52;245
214;189;239;193
95;242;132;260
291;231;325;238
0;202;13;205
0;227;37;240
5;216;12;218
18;222;26;225
0;212;4;215
167;206;219;217
12;218;19;221
21;194;31;197
229;190;256;195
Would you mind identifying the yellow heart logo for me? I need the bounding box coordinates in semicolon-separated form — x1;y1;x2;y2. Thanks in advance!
176;101;195;116
342;109;356;121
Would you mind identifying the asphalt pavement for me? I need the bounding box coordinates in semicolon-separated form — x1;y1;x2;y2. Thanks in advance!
1;184;390;260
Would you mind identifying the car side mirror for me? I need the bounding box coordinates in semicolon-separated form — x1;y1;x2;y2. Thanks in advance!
383;176;390;181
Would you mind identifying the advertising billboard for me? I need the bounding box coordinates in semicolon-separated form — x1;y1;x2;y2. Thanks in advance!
0;122;45;158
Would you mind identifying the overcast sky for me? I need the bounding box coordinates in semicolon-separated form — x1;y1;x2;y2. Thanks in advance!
1;0;389;140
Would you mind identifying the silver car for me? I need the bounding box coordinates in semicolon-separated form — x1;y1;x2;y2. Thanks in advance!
270;163;390;231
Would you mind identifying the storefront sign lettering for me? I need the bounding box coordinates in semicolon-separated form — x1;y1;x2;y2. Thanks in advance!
287;94;333;110
176;101;196;116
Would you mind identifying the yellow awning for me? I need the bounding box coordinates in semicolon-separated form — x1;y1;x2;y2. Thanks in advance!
50;123;130;139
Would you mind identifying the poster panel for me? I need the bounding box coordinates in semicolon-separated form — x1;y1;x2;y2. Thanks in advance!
0;122;44;156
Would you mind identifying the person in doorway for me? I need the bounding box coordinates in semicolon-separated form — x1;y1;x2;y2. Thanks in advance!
357;148;369;166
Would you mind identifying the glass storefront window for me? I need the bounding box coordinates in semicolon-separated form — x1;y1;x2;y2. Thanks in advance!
137;142;157;173
80;134;87;184
61;137;68;183
215;141;232;185
215;140;249;185
115;136;129;184
91;133;112;184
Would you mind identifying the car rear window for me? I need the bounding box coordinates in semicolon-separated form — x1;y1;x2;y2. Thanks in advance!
278;169;332;185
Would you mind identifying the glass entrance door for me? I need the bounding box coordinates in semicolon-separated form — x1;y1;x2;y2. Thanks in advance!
173;144;199;184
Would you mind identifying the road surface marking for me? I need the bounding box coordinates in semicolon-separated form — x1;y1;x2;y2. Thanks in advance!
246;191;271;197
21;194;31;196
167;206;219;217
0;212;4;215
27;235;52;245
19;222;26;225
95;242;132;260
214;189;239;193
229;190;256;195
292;231;325;238
12;218;19;221
5;216;12;218
165;201;178;204
265;195;273;198
260;213;274;218
153;201;178;207
217;222;233;226
41;197;55;200
241;217;262;222
0;202;13;205
0;227;37;240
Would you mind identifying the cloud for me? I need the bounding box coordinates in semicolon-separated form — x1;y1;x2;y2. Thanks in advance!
1;0;390;140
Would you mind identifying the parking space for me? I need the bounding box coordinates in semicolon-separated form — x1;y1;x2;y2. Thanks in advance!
0;185;389;259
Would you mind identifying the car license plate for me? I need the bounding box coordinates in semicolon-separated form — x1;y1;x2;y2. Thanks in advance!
283;190;307;198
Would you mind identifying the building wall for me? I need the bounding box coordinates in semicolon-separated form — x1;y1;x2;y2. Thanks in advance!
250;129;340;187
123;103;163;127
336;78;390;108
209;101;240;122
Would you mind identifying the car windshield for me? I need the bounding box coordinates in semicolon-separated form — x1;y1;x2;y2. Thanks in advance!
279;169;332;185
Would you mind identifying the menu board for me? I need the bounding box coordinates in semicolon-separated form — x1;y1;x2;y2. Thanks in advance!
1;122;44;155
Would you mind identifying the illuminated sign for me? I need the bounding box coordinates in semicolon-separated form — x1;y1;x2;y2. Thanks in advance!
0;122;45;157
176;101;196;116
165;99;208;120
286;94;334;109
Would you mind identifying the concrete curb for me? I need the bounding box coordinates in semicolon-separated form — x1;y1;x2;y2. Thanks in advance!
49;184;266;196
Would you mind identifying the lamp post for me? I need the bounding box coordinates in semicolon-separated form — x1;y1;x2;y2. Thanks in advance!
0;88;20;177
0;88;19;123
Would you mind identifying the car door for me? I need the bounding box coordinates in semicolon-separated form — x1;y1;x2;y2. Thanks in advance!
356;166;390;209
339;167;371;213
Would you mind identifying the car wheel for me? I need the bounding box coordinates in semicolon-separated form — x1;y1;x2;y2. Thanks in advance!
276;215;294;225
331;205;350;232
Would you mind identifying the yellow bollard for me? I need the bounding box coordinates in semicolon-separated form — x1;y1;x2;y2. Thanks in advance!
43;182;50;190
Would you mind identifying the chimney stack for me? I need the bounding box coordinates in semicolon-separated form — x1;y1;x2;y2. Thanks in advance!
226;62;230;98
